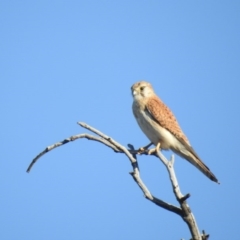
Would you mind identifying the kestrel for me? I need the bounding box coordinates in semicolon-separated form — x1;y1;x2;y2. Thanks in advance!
131;81;218;183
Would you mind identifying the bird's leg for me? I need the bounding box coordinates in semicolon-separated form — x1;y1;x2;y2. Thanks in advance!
148;142;161;155
137;142;153;154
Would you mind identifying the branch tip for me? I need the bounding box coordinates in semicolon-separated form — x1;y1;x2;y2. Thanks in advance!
180;193;191;202
200;230;210;240
127;144;134;150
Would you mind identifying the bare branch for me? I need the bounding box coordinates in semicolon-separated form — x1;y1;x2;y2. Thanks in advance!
78;123;183;215
156;151;202;239
27;123;181;215
27;122;209;239
26;133;119;173
126;144;182;216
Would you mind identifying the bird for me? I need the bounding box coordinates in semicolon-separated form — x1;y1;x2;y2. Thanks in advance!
131;81;218;183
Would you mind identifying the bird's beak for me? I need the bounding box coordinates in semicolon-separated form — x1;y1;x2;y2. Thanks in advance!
132;90;137;96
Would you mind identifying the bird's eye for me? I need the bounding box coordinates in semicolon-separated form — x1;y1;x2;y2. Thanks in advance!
140;86;145;91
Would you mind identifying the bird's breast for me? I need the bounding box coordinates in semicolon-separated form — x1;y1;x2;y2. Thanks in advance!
133;104;180;150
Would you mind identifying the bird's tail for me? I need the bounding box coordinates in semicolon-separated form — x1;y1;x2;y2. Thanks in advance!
173;146;219;183
188;155;219;183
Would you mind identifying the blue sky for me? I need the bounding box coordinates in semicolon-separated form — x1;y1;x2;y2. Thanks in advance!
1;1;240;239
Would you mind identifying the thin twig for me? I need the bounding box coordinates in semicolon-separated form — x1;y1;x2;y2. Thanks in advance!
26;133;119;173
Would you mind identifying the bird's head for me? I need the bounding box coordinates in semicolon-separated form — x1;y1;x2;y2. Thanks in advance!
131;81;154;100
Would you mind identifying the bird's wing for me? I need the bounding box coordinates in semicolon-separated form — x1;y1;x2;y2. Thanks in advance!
145;95;190;146
146;95;219;183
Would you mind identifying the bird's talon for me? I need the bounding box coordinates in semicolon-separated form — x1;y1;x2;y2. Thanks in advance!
148;148;156;155
148;143;161;155
137;142;153;154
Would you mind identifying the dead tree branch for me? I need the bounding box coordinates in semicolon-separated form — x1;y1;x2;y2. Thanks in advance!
26;122;209;239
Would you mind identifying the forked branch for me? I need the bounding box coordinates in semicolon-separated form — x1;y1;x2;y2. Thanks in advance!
26;122;209;240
